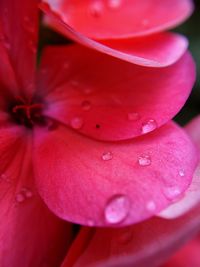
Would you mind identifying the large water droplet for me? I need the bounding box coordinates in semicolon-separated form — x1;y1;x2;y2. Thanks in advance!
141;119;157;134
107;0;122;9
102;151;113;161
70;117;84;129
163;186;182;201
104;194;130;224
128;112;140;121
15;193;25;203
138;155;151;166
89;1;104;17
81;100;91;111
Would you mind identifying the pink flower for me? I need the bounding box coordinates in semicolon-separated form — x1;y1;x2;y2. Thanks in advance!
60;117;200;267
0;0;198;265
41;0;193;67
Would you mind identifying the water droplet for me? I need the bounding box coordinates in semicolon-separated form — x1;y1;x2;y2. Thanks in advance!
89;1;104;17
146;200;156;212
70;117;84;129
104;194;130;224
179;169;185;177
81;100;91;111
128;112;140;121
21;187;33;198
83;87;93;95
15;193;25;203
107;0;122;9
142;19;149;26
163;186;182;201
102;151;113;161
87;219;95;226
141;119;157;134
138;155;151;166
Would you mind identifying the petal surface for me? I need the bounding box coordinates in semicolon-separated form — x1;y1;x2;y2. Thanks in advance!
33;122;197;226
41;3;189;67
163;235;200;267
43;0;193;39
62;206;200;267
0;0;38;96
39;45;195;141
0;124;72;267
159;116;200;219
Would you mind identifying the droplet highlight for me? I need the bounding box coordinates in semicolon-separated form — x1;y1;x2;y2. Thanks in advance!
89;1;104;17
179;169;185;177
104;194;130;224
146;200;156;212
138;155;151;166
102;151;113;161
141;119;157;134
163;186;182;201
70;117;84;129
107;0;122;9
81;100;91;111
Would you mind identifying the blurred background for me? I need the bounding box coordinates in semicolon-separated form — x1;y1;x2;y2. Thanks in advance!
40;0;200;126
175;0;200;125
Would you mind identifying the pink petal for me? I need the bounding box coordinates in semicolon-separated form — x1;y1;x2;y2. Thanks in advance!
158;116;200;219
62;206;200;267
41;3;189;67
33;121;197;226
39;45;195;141
163;235;200;267
43;0;193;39
0;0;38;96
0;125;72;267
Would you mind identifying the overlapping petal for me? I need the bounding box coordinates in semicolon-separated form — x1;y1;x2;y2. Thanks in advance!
61;205;200;267
38;45;195;141
41;2;191;67
33;121;197;227
0;0;38;96
0;123;72;267
44;0;193;39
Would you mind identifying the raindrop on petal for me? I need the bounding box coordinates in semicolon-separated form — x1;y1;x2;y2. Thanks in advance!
104;194;130;224
138;155;151;166
163;186;182;201
102;151;113;161
128;112;140;121
15;193;25;203
107;0;122;9
146;200;156;212
141;119;157;134
89;1;104;17
70;117;84;129
81;100;91;111
179;169;185;177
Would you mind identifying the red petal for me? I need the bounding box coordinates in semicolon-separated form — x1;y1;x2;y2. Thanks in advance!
163;235;200;267
0;0;38;96
62;207;200;267
0;125;72;267
159;116;200;219
33;122;197;226
43;0;193;39
39;45;195;141
41;3;189;67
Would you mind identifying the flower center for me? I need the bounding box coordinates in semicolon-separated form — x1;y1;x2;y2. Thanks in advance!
10;97;45;128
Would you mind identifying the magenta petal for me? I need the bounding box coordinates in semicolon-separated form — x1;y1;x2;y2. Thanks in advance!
0;0;38;95
41;3;189;67
0;125;72;267
62;207;200;267
33;122;197;226
159;116;200;219
39;45;195;141
44;0;193;39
